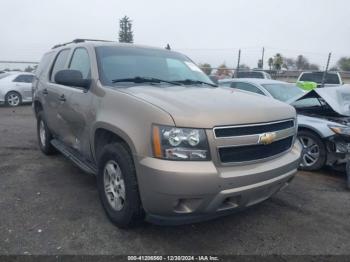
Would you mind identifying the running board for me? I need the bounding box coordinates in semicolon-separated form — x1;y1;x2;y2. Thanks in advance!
51;139;97;175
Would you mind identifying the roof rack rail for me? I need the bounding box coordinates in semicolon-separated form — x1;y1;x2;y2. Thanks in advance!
52;38;114;49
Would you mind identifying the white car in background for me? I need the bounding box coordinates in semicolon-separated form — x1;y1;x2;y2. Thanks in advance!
297;71;343;88
0;72;34;106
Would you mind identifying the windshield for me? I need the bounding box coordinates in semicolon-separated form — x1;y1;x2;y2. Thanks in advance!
96;46;213;86
299;72;340;84
262;83;305;102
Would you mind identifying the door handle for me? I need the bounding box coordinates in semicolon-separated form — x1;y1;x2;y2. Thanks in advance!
42;88;48;95
59;94;66;102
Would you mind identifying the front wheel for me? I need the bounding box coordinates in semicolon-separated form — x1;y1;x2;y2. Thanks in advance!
97;142;144;228
298;130;326;171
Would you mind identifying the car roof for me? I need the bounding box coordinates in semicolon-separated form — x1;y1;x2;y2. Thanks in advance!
300;71;338;74
53;40;178;54
2;71;34;76
219;78;287;85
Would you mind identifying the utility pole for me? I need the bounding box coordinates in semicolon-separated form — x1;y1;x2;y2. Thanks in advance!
235;49;241;78
261;47;265;69
321;52;331;88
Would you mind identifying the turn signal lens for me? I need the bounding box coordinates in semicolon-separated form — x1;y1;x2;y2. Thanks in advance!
152;126;162;158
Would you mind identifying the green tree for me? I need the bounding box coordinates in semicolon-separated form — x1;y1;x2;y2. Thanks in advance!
273;53;283;71
283;58;296;70
308;63;320;70
239;64;250;70
337;57;350;71
268;57;273;70
296;55;309;70
119;16;134;43
199;63;212;75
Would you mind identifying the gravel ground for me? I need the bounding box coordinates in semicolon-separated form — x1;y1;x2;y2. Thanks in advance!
0;105;349;255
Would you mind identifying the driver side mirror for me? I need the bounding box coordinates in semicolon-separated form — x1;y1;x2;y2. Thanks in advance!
55;69;91;89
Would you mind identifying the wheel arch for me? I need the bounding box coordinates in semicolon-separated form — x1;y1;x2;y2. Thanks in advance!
298;125;324;139
92;123;137;165
5;90;22;100
33;99;43;118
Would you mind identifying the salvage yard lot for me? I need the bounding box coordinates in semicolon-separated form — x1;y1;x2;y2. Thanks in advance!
0;105;349;255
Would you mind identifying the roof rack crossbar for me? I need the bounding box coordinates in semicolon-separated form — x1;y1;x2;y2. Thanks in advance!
52;39;114;49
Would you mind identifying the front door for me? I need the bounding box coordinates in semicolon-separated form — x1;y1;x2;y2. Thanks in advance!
58;47;94;160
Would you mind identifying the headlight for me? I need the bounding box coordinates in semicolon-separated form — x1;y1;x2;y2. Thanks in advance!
152;125;210;160
328;125;350;136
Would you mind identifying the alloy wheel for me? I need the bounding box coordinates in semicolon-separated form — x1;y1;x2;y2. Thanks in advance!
7;93;20;106
299;136;320;167
39;120;46;147
103;160;126;211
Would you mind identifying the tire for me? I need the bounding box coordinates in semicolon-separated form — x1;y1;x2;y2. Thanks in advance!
5;91;22;107
298;130;326;171
37;111;57;155
97;142;144;228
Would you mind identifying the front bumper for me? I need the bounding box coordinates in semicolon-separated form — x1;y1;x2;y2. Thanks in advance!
136;141;301;225
325;135;350;166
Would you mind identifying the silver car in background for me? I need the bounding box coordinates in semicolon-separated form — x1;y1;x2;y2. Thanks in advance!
0;72;34;106
219;78;350;172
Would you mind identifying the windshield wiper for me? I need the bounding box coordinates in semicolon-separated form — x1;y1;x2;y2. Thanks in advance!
112;76;181;86
173;79;217;87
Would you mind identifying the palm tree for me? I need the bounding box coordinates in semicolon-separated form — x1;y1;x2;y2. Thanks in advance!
268;58;273;70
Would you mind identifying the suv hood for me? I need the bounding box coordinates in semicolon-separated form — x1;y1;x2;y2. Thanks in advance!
289;85;350;117
121;86;295;128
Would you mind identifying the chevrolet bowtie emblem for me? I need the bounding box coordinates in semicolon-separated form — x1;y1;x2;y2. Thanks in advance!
259;132;277;145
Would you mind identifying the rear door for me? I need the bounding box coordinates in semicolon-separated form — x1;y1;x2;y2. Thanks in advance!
45;48;71;136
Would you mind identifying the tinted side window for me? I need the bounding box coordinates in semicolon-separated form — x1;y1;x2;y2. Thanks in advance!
219;82;231;87
69;48;91;79
233;82;265;95
13;74;34;83
237;72;264;79
51;49;70;82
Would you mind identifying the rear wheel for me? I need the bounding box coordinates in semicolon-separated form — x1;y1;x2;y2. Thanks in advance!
97;142;144;228
5;91;22;107
37;111;57;155
298;130;326;171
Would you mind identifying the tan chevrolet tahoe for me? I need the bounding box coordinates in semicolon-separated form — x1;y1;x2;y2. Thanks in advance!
33;39;302;228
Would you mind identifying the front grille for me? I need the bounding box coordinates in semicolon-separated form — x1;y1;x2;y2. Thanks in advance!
219;137;293;163
214;120;294;138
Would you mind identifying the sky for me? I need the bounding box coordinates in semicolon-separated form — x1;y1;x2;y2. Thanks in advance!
0;0;349;70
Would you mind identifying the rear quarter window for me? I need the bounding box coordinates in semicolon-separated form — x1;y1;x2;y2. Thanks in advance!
36;52;54;78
